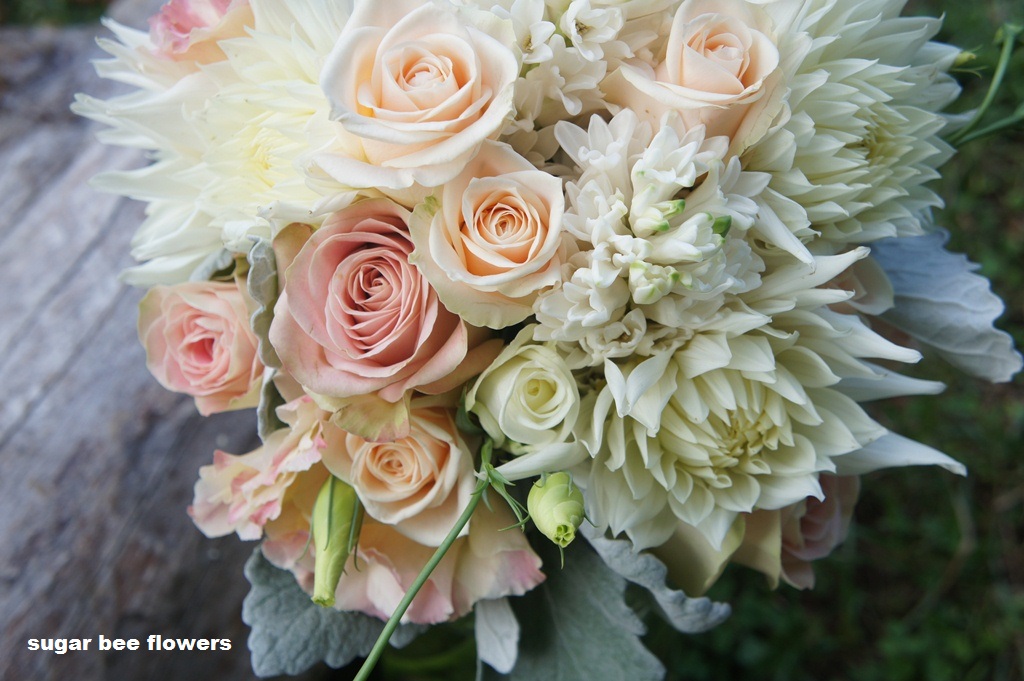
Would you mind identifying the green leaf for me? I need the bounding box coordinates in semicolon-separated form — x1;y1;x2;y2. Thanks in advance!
247;238;282;369
242;549;422;677
497;540;664;681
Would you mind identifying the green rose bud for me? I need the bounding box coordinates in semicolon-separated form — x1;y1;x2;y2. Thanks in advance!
528;472;585;548
311;475;363;607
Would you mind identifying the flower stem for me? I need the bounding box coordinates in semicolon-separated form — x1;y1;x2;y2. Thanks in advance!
950;23;1023;147
953;106;1024;145
353;441;493;681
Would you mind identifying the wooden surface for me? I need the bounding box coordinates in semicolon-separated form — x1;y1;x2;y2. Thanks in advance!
0;3;329;679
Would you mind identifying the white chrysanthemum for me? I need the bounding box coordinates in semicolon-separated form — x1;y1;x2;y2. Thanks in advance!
575;248;964;550
73;1;355;285
534;110;771;368
746;0;960;248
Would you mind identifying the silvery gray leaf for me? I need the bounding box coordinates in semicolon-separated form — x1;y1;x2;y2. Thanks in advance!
256;370;286;442
872;230;1022;382
500;540;664;681
189;248;236;282
582;524;731;634
247;237;282;369
242;549;422;677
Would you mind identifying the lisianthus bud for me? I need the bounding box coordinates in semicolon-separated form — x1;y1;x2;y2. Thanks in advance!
528;472;585;548
311;476;363;607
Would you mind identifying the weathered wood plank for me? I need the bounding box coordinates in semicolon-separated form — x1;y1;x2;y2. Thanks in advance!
0;4;338;679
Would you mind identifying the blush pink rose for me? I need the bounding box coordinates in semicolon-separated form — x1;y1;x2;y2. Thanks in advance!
269;199;499;441
779;474;860;589
329;503;544;624
321;406;476;546
149;0;253;65
733;474;860;590
189;396;333;540
603;0;783;153
138;280;263;416
409;142;571;329
317;0;519;190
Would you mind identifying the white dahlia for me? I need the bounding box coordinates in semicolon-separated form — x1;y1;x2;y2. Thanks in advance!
73;1;356;285
576;248;965;551
745;0;961;249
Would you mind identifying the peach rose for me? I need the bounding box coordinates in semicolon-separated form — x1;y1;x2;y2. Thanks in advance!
317;0;519;190
138;280;263;416
329;503;544;624
269;199;497;441
189;396;333;540
321;406;476;546
149;0;253;65
604;0;782;153
409;142;570;328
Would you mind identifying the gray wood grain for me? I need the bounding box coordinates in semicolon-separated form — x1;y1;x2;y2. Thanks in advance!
0;4;335;680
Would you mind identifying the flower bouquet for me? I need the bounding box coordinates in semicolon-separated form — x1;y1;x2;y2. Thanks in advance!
74;0;1022;678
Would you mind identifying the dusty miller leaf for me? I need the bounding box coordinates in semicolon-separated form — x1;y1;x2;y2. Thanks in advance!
872;230;1022;382
242;549;422;677
581;524;731;634
256;370;287;442
495;540;664;681
247;238;282;369
189;248;236;282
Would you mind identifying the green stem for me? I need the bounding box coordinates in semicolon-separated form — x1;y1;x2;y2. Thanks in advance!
953;107;1024;145
353;441;493;681
950;24;1022;146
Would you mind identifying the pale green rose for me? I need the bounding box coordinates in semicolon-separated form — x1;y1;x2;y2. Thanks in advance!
528;472;585;548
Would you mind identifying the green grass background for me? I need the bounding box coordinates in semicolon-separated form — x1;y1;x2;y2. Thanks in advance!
8;0;1021;678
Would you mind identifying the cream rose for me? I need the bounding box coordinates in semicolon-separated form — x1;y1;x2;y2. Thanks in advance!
466;328;579;451
317;0;519;191
320;406;476;546
148;0;253;65
268;199;498;441
603;0;782;152
465;327;587;480
410;142;569;328
138;279;263;416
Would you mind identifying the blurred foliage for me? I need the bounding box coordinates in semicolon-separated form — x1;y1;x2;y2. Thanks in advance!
0;0;110;25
